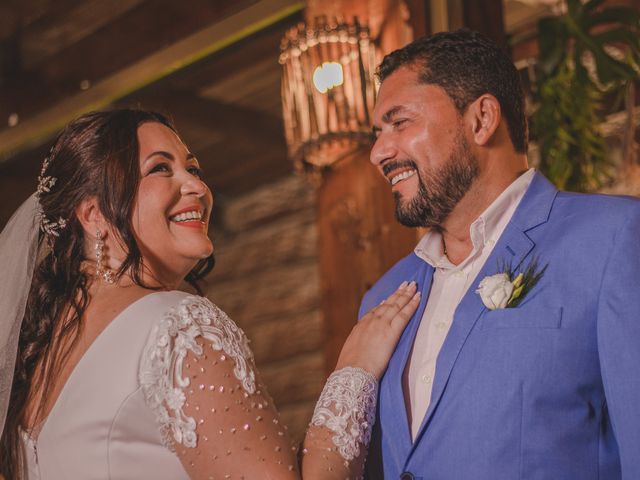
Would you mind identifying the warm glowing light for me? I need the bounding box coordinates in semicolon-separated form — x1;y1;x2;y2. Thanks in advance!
313;62;344;93
280;18;378;169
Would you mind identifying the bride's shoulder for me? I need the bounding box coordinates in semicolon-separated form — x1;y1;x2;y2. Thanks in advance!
138;291;257;450
133;291;227;323
145;291;239;335
136;289;205;312
140;291;248;357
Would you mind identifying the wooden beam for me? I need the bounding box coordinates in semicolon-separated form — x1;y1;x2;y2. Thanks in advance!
0;0;304;163
147;10;295;95
20;0;147;69
136;90;284;148
22;0;254;98
0;0;251;121
0;0;76;41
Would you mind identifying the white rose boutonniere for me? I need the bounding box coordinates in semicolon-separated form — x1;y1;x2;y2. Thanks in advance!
476;258;547;310
476;273;515;310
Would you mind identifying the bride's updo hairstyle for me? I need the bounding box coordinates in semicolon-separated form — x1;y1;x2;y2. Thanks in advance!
0;109;214;478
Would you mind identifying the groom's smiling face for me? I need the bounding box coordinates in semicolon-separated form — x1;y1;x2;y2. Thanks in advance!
370;66;480;229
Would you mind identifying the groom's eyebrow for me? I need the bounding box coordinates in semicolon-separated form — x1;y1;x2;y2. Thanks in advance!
372;106;408;136
382;106;406;123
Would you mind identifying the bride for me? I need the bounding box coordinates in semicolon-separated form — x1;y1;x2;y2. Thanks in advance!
0;109;420;479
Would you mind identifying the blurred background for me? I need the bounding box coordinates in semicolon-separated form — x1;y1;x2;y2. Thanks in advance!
0;0;638;441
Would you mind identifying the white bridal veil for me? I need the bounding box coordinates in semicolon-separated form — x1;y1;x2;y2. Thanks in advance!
0;194;41;435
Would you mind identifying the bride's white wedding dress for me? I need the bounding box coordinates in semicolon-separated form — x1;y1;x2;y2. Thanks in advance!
19;291;377;479
22;292;196;479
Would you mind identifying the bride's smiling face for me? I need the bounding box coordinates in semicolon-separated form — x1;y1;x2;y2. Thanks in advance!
132;122;213;285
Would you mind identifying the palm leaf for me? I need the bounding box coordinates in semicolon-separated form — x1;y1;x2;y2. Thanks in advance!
538;16;569;75
585;7;640;29
583;0;606;14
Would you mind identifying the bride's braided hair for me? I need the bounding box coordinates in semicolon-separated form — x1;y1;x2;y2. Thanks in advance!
0;109;214;479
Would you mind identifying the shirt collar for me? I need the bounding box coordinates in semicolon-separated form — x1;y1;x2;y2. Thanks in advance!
415;168;536;269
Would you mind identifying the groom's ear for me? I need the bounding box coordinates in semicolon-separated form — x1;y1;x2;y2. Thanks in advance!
466;94;501;147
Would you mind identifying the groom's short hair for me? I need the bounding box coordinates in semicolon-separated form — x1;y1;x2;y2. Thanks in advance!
377;29;527;154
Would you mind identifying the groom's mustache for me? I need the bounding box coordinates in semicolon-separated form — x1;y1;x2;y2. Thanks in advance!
382;159;418;177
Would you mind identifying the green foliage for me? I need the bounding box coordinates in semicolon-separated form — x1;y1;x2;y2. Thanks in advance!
532;0;639;192
534;60;608;190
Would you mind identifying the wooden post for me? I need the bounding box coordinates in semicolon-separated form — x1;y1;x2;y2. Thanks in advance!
317;153;417;371
302;0;423;373
462;0;506;48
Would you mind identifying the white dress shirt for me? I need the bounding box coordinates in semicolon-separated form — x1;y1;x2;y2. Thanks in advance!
405;168;535;440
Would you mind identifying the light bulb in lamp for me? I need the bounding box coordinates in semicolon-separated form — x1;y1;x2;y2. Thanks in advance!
313;62;344;93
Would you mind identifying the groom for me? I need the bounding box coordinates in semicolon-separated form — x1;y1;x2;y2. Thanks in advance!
361;29;640;479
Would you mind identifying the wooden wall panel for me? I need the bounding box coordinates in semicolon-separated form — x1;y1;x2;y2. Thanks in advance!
246;310;324;364
205;174;323;442
222;175;315;232
211;214;317;280
207;261;319;327
260;352;325;405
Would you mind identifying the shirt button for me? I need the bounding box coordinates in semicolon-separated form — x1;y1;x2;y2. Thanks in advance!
421;374;432;384
436;321;448;331
400;472;415;480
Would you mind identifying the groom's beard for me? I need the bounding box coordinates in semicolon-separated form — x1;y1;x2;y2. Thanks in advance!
393;131;479;230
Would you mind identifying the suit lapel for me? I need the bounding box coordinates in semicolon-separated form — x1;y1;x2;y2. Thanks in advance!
380;259;434;455
409;172;558;449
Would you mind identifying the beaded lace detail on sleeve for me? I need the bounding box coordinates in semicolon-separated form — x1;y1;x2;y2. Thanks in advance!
139;295;256;450
310;367;378;462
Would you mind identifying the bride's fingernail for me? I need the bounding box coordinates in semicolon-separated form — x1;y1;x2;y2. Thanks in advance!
399;281;408;288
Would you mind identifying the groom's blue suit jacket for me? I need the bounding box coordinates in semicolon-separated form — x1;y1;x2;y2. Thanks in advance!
361;172;640;480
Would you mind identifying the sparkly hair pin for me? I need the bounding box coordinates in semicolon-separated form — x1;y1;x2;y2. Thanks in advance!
36;151;67;237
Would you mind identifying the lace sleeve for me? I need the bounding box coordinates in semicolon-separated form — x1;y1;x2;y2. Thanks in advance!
310;367;377;461
139;295;380;479
301;368;378;479
139;295;300;478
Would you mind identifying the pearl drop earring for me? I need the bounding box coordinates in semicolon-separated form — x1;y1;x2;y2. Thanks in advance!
95;229;115;284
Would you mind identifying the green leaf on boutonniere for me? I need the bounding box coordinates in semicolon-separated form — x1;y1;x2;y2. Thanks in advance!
497;257;548;308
